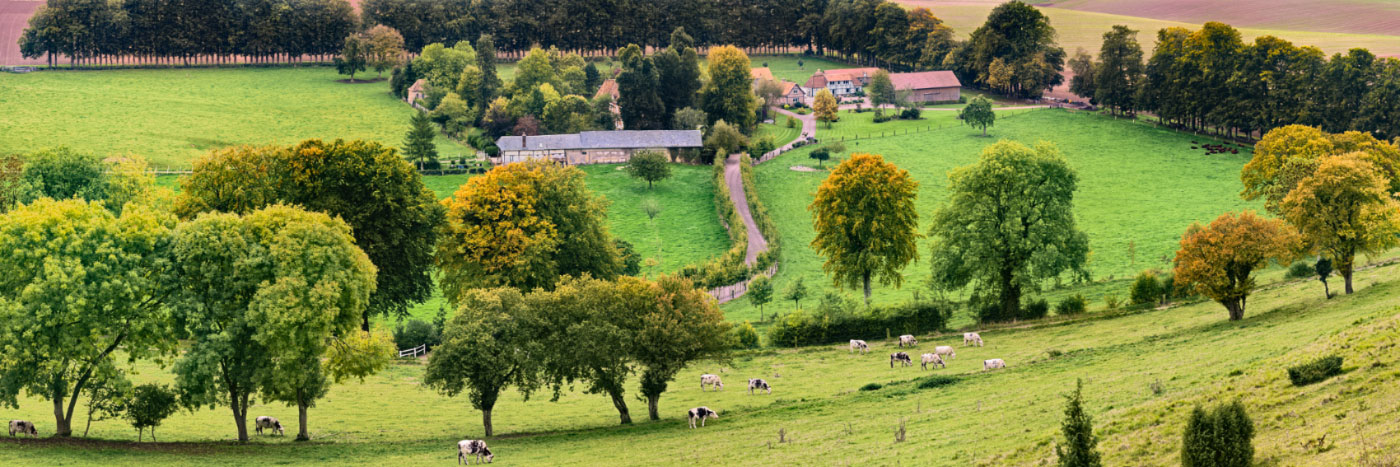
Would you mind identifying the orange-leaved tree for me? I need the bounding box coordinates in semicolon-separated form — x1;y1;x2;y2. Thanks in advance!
810;153;920;305
1281;153;1400;294
1173;211;1300;321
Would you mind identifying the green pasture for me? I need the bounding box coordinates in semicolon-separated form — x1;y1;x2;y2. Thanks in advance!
3;255;1396;465
719;108;1262;325
498;54;849;85
0;67;470;168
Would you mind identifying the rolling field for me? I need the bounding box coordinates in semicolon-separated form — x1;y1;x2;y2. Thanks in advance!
0;67;471;168
2;256;1396;465
900;1;1400;57
720;109;1261;325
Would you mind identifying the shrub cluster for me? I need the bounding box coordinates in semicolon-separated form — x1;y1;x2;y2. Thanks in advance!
1056;294;1088;316
392;319;441;352
1285;261;1314;279
767;302;948;347
976;298;1051;323
1182;402;1254;467
1130;271;1163;306
916;375;958;389
1287;355;1343;386
859;382;883;391
732;321;761;349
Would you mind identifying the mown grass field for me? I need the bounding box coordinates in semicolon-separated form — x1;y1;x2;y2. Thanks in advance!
0;67;472;168
3;255;1396;465
720;109;1261;326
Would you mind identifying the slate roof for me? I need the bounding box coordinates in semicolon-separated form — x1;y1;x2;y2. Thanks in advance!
889;70;961;90
496;130;703;152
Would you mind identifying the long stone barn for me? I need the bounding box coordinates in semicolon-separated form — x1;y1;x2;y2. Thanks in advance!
494;130;703;165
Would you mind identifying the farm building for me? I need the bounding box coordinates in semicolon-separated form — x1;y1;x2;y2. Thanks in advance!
494;130;702;165
406;79;428;108
750;67;775;86
889;71;961;103
775;81;806;105
803;67;880;96
593;78;622;129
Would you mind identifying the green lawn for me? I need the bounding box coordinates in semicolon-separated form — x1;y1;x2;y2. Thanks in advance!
756;120;801;148
575;164;731;278
3;255;1396;465
721;109;1262;325
0;67;470;168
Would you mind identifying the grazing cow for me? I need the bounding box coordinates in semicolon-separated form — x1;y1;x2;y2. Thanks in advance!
983;358;1006;371
934;345;956;360
964;332;984;347
700;374;724;391
890;352;912;368
849;339;870;353
921;353;946;370
8;420;37;438
254;416;284;436
748;378;772;395
898;335;918;347
458;439;494;464
688;407;719;428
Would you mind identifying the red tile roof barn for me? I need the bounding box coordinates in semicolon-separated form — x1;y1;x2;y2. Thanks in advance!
595;79;620;100
889;70;961;90
750;67;774;82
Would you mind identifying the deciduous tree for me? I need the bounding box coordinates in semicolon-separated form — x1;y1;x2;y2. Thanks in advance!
335;33;369;82
959;95;996;136
0;199;176;437
1281;154;1400;294
784;277;809;310
700;45;758;132
813;89;839;128
626;150;672;189
634;276;730;421
1172;212;1300;320
867;70;896;108
437;161;620;302
423;287;543;437
366;25;406;79
748;275;773;319
617;44;666;130
810;153;921;305
928;141;1089;320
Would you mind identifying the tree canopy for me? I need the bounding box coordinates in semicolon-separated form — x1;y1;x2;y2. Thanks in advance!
700;46;758;132
176;139;445;330
959;96;996;136
810;153;921;305
1280;153;1400;294
1172;211;1300;321
928;141;1088;321
626;150;673;189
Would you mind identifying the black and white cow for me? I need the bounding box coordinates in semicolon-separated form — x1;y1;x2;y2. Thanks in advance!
458;439;494;464
890;352;913;368
254;416;283;436
898;335;918;347
8;420;37;438
700;374;723;391
748;378;771;395
849;339;870;353
688;407;719;428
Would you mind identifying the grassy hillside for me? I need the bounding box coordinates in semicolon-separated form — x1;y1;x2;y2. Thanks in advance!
2;252;1395;465
722;109;1261;326
0;67;471;168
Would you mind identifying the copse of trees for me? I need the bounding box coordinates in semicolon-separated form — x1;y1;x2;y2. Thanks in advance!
947;1;1065;99
21;0;357;67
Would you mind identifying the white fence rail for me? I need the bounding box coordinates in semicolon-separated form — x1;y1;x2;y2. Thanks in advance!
398;344;427;358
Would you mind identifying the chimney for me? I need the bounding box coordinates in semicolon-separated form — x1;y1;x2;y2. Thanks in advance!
521;134;527;148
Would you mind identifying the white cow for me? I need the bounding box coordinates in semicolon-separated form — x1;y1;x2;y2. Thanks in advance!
964;332;984;347
748;378;772;395
849;339;870;353
688;407;719;428
983;358;1006;371
458;439;493;464
921;353;946;370
898;335;918;347
254;416;283;436
890;352;913;368
700;374;724;391
9;420;37;437
934;345;956;360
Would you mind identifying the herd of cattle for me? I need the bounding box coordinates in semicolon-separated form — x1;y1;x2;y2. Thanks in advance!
8;332;1004;464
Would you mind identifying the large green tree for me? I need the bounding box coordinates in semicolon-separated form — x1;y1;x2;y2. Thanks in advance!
959;95;996;136
171;205;377;442
176;140;445;331
700;45;758;132
654;27;702;125
626;150;672;189
423;287;544;437
810;153;921;305
634;276;730;421
617;44;666;130
1093;25;1144;115
964;1;1065;98
0;199;176;437
928;141;1089;320
334;33;369;82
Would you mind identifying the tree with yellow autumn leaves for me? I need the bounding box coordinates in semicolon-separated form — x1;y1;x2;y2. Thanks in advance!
809;153;920;305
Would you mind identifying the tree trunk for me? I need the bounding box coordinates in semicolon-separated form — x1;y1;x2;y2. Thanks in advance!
482;408;493;437
1321;278;1331;299
1222;298;1245;321
608;390;632;424
52;397;72;437
361;311;371;332
296;400;310;441
231;392;250;442
151;427;157;442
1341;266;1354;294
647;394;661;421
862;272;872;306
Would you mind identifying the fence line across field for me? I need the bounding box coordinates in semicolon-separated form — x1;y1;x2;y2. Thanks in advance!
398;344;427;358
